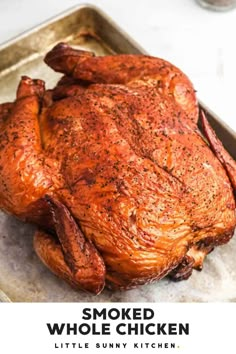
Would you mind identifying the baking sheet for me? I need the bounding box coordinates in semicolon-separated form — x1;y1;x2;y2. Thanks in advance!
0;4;235;302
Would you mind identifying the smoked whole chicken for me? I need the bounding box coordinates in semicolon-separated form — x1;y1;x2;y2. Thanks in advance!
0;43;235;294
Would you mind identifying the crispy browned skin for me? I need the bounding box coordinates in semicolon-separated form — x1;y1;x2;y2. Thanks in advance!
45;43;198;124
0;43;235;293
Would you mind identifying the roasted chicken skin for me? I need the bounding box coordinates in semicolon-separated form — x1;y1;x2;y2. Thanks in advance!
0;43;235;294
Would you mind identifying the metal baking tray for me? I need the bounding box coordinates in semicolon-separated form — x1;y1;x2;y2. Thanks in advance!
0;4;235;302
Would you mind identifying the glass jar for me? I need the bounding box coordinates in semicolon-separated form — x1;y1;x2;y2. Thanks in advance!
196;0;236;11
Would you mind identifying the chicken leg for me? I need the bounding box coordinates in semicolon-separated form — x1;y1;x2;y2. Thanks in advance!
200;110;236;193
44;43;198;123
34;196;105;294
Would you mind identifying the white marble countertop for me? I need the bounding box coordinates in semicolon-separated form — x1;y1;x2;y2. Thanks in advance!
0;0;236;133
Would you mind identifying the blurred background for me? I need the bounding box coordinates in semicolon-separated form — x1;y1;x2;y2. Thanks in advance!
0;0;236;133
